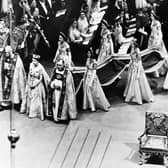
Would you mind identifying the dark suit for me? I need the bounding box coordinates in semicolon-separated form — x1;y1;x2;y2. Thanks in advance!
126;0;136;16
52;0;62;15
36;0;54;23
36;0;59;59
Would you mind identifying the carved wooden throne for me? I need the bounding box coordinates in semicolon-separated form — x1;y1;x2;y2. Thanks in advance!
138;112;168;167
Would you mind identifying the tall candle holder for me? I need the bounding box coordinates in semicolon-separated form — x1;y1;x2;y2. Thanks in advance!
6;3;20;168
6;100;20;168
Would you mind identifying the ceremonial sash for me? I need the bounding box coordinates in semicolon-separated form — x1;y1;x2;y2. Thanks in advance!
48;69;68;119
57;69;68;119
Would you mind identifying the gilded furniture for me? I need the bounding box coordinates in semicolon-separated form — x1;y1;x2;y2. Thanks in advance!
138;112;168;167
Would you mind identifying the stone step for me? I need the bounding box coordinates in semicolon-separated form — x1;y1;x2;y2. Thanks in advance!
49;121;113;168
49;120;144;168
49;122;79;168
61;127;89;168
73;120;143;142
87;132;112;168
74;130;101;168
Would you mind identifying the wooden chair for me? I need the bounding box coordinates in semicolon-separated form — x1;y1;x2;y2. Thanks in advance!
138;112;168;167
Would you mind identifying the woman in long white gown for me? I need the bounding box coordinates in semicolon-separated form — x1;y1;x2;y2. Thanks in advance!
77;11;89;34
83;58;110;111
148;13;168;78
69;19;83;44
53;33;72;69
113;20;125;51
148;14;168;58
20;54;50;120
124;40;154;104
97;27;114;65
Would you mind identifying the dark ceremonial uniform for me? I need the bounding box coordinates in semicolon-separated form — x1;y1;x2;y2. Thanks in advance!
0;51;26;106
48;69;67;117
48;68;77;121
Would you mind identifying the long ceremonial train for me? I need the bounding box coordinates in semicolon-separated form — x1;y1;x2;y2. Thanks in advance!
0;1;165;95
69;3;165;92
72;46;164;93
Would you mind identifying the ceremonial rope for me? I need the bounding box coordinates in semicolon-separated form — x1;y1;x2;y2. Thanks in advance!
75;77;84;95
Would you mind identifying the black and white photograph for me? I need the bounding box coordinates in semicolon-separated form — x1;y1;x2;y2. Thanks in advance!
1;0;168;167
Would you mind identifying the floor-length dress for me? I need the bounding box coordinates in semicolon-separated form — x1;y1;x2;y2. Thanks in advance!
148;20;168;58
124;47;154;104
77;15;89;34
148;19;168;78
11;54;27;104
69;25;83;44
53;41;72;68
113;23;125;50
97;29;114;65
20;62;50;120
83;62;110;111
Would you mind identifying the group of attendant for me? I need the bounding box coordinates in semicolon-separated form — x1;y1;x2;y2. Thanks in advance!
124;9;168;104
19;51;79;122
1;0;168;123
68;11;90;44
68;0;106;44
93;6;168;105
20;44;110;122
0;30;111;123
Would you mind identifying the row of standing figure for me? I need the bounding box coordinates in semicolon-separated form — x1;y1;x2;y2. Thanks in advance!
0;38;160;123
95;20;155;105
1;11;167;121
22;37;156;122
91;20;155;105
54;30;154;107
11;30;110;122
20;54;110;122
123;9;168;104
137;9;168;88
101;12;168;104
